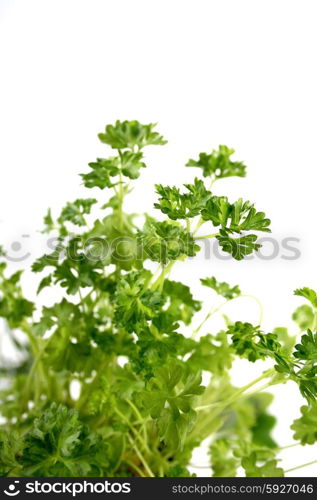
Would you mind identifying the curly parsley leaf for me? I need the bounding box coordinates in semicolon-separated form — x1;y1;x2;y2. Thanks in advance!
154;178;211;220
137;217;200;264
293;330;317;361
241;451;284;477
163;279;201;325
291;404;317;445
98;120;167;150
114;270;164;333
81;158;119;189
202;197;271;233
217;230;261;260
201;276;241;300
186;145;246;180
294;287;317;308
20;403;112;476
292;305;315;330
58;198;97;227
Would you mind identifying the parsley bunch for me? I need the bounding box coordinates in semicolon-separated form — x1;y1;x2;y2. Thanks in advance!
0;121;316;477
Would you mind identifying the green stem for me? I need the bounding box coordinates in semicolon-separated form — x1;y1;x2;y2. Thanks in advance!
21;321;38;356
240;294;264;325
151;261;175;290
124;459;146;477
194;233;219;240
193;216;206;235
194;369;275;436
126;399;148;447
127;435;155;477
285;459;317;474
192;177;216;235
216;369;275;409
191;299;229;338
114;407;150;455
242;380;274;398
312;309;317;331
277;442;300;451
192;292;264;339
118;171;124;230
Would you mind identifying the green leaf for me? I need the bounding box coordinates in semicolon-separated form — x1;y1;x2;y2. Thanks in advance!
163;279;201;325
120;150;146;179
294;287;317;307
0;269;34;328
154;178;211;220
226;322;282;362
58;198;97;226
98;120;167;150
217;230;261;260
294;330;317;360
292;305;314;330
20;403;112;476
137;217;200;264
81;157;119;189
141;362;204;450
202;197;271;233
210;439;239;477
42;208;55;233
32;246;61;273
251;413;277;449
188;332;233;375
186;145;246;180
201;276;241;299
114;270;165;333
291;404;317;445
37;274;53;294
0;431;23;476
242;451;284;477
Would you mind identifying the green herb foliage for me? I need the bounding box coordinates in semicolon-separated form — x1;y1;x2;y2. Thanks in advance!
0;120;316;477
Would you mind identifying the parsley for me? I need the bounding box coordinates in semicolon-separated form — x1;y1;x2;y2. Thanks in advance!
1;120;316;478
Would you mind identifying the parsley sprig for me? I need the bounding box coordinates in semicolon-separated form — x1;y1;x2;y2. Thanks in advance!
0;120;316;478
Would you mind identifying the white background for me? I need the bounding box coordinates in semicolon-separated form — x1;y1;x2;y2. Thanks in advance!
1;0;317;476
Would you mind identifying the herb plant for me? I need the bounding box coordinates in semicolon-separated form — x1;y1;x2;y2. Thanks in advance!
0;121;317;477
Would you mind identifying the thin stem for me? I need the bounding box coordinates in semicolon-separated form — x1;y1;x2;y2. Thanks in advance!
312;308;317;331
192;292;263;339
243;381;274;398
195;369;275;436
127;435;155;478
21;321;38;356
190;463;211;468
151;260;175;290
118;171;124;230
193;216;206;235
194;233;218;240
193;177;216;234
126;399;148;447
124;459;146;477
277;442;301;451
114;407;150;455
191;299;230;338
195;402;222;411
285;459;317;474
218;369;275;408
240;294;264;325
